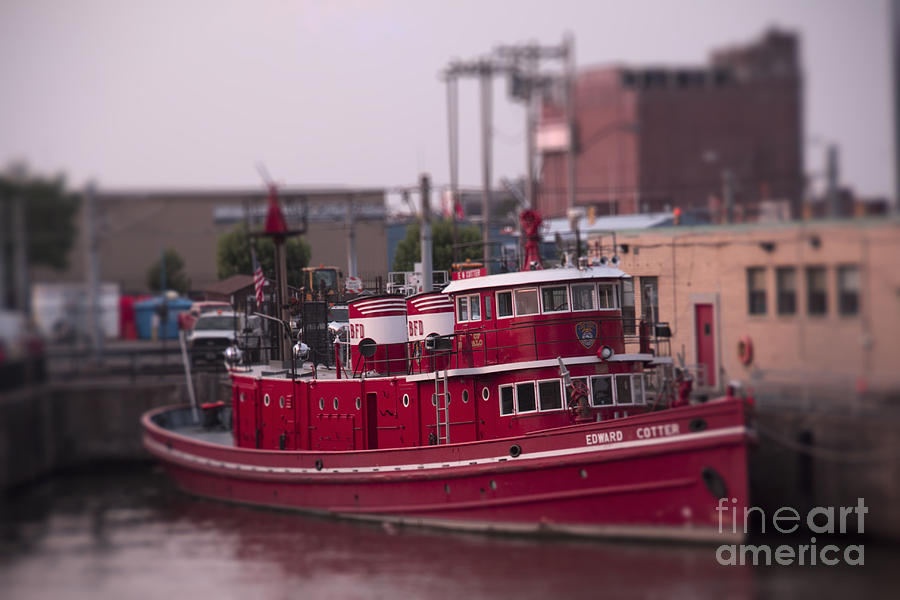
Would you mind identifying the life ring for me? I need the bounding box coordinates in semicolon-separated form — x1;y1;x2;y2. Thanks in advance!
737;336;754;366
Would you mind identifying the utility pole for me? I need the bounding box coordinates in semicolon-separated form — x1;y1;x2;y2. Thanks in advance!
480;63;493;267
419;174;433;293
11;167;29;318
564;33;577;215
524;53;537;209
722;168;735;224
346;195;357;278
826;144;840;218
446;77;460;262
84;182;104;361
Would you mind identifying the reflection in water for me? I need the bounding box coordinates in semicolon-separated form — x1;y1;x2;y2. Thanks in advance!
0;465;891;600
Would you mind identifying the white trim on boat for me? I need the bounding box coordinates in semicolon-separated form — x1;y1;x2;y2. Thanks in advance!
145;425;747;476
442;267;629;294
406;355;601;381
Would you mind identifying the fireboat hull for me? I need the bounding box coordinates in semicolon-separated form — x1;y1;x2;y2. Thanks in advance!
142;398;751;542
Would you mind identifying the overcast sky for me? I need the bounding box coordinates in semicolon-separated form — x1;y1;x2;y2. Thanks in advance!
0;0;892;200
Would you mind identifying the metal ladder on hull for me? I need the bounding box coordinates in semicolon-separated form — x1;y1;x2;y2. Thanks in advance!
434;369;449;444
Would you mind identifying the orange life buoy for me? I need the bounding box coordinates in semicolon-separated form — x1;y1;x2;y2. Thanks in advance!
737;336;753;366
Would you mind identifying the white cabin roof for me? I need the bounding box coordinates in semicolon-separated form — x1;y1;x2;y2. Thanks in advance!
442;266;629;294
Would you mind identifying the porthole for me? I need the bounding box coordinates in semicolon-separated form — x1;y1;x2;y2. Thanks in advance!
333;397;339;410
263;394;270;407
431;395;437;407
318;397;324;410
402;394;410;408
490;479;497;491
462;390;469;403
239;392;245;403
355;397;361;410
482;387;490;401
279;396;285;409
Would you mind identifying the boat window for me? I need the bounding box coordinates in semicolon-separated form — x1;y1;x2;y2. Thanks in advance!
469;295;481;321
632;374;646;404
598;284;617;309
538;379;563;411
457;296;468;322
572;376;589;405
496;291;513;318
571;284;596;311
462;389;469;403
541;286;569;313
457;294;481;322
484;296;492;320
264;394;270;407
514;289;539;316
615;374;634;404
516;382;537;413
500;385;514;415
590;375;614;406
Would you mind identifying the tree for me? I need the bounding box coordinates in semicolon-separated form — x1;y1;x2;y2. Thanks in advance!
147;247;191;294
0;169;80;271
392;219;482;272
217;223;311;288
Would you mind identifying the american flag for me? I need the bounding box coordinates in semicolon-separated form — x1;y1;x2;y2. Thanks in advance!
251;246;265;307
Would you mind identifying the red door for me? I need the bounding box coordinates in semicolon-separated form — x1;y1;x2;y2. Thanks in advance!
695;304;716;387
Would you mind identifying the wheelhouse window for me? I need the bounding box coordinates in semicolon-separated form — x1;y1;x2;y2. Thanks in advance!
571;283;596;311
598;283;618;309
615;374;634;405
456;294;481;322
747;267;767;315
515;381;536;413
514;289;539;316
837;265;859;316
776;267;797;315
590;375;614;406
496;291;513;318
806;266;827;316
538;379;563;411
541;286;569;313
499;385;514;415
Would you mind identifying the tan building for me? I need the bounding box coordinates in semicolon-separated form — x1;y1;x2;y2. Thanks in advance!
34;187;387;293
592;217;900;398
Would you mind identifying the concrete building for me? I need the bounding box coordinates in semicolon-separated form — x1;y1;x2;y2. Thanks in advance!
33;187;388;294
538;28;803;221
594;217;900;399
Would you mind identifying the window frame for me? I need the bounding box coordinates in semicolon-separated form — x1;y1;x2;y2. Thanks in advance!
776;266;797;316
540;285;570;314
513;288;540;317
456;293;481;323
614;373;635;405
747;267;767;316
495;290;514;319
537;378;565;412
514;380;538;414
836;264;859;317
570;283;597;312
499;384;515;416
806;265;828;317
597;283;619;310
589;374;615;407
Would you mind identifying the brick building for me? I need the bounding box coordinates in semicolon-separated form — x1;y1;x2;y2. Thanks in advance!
592;217;900;398
538;28;804;221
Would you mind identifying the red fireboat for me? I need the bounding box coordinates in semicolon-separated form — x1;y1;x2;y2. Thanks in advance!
143;268;752;542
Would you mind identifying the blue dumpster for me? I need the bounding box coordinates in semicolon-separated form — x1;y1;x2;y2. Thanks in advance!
135;296;193;340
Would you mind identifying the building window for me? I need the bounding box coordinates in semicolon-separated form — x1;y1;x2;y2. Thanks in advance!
640;277;659;322
571;283;596;311
620;279;636;334
538;379;563;411
499;385;514;415
514;289;539;316
496;291;513;318
597;283;617;309
515;382;536;413
456;294;480;322
747;267;767;315
541;286;569;313
806;266;827;316
776;267;797;315
590;375;614;406
837;265;859;316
